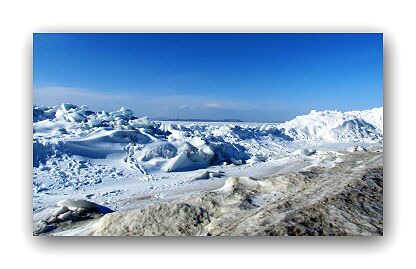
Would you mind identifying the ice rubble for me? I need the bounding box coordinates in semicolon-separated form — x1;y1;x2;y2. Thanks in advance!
33;103;383;186
33;103;253;174
33;199;113;235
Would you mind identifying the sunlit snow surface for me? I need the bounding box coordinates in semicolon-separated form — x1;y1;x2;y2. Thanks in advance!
33;104;383;213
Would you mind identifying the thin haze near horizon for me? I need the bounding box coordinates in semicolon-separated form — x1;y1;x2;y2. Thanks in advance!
33;33;383;122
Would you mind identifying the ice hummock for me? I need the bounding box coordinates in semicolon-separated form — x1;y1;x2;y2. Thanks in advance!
33;103;383;171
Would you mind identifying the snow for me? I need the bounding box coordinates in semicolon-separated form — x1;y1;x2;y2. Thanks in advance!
93;203;210;236
33;199;113;235
190;170;224;181
32;103;383;226
290;148;317;156
280;107;383;142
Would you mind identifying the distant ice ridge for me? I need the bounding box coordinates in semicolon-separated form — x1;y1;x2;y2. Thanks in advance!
33;104;383;176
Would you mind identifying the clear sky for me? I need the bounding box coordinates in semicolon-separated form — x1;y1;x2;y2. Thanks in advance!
33;33;383;122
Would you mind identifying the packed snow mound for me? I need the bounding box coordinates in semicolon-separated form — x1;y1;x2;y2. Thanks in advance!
33;104;383;178
93;203;210;236
280;107;383;142
135;141;178;161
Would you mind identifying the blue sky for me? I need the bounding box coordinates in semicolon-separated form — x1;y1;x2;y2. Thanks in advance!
33;33;383;122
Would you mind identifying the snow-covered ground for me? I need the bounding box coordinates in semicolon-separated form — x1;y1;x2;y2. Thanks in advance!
89;148;383;236
32;103;383;219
